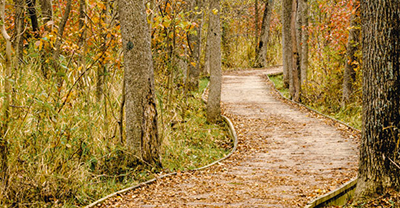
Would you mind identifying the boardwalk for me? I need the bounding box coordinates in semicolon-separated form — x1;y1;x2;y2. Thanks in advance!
98;67;358;207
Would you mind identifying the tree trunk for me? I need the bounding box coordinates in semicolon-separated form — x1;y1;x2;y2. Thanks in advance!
203;1;211;75
282;0;293;89
255;0;274;68
254;0;259;57
187;0;201;91
342;1;360;105
291;0;300;102
13;0;25;63
300;0;308;84
119;0;161;167
204;2;211;76
39;0;53;32
51;0;72;84
0;0;12;193
355;0;400;201
221;1;231;67
206;0;221;123
26;0;39;37
97;0;108;101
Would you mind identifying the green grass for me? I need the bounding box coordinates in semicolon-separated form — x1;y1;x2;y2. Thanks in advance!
160;77;231;171
268;74;362;129
268;75;290;98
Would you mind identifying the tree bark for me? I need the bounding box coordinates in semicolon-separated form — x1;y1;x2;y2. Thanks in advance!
254;0;259;56
13;0;25;62
187;0;201;91
342;2;360;105
206;0;221;123
291;0;300;102
51;0;72;83
96;0;108;101
282;0;293;88
355;0;400;201
119;0;161;167
300;0;308;84
204;9;211;76
282;0;293;90
26;0;39;37
221;1;231;67
255;0;274;68
39;0;53;32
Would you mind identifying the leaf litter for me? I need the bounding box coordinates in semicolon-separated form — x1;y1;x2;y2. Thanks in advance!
96;67;359;207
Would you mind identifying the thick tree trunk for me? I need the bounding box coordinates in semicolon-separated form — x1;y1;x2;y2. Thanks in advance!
187;0;201;91
291;0;300;102
342;2;360;105
206;0;221;123
355;1;400;201
119;0;161;167
39;0;52;32
300;0;308;84
282;0;293;88
255;0;274;68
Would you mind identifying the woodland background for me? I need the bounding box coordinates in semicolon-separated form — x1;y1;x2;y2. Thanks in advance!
0;0;361;206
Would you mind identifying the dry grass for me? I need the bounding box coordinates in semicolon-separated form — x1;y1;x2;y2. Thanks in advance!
0;50;230;207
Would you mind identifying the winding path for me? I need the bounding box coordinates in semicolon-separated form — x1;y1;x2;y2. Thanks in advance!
99;67;359;207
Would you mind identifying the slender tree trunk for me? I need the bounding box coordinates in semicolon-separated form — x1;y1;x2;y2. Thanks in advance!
221;1;231;67
300;0;308;84
51;0;72;84
187;0;201;91
254;0;259;57
0;0;12;194
13;0;25;63
255;0;274;68
78;0;87;92
355;0;400;201
39;0;53;32
342;2;360;105
291;0;300;101
39;0;52;77
119;0;161;167
97;0;108;101
282;0;293;89
204;7;211;76
206;0;221;123
26;0;39;37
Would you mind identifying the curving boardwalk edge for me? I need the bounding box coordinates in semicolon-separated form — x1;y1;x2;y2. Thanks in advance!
265;72;359;208
85;85;238;208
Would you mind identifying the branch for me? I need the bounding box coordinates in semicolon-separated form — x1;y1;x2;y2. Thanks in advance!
57;37;114;113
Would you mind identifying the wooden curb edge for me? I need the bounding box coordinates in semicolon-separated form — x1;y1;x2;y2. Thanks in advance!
85;81;238;208
265;71;359;208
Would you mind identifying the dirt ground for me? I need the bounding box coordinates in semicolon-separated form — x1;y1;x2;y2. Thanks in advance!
96;67;359;207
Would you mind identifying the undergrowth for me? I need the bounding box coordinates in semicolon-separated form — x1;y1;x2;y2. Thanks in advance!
0;52;231;207
268;74;362;129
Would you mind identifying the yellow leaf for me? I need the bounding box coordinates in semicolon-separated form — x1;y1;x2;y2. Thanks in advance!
212;8;219;15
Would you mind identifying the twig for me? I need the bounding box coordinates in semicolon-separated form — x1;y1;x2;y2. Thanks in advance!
57;37;113;113
388;156;400;170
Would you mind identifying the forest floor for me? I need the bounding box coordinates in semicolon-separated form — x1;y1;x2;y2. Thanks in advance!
96;67;360;207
